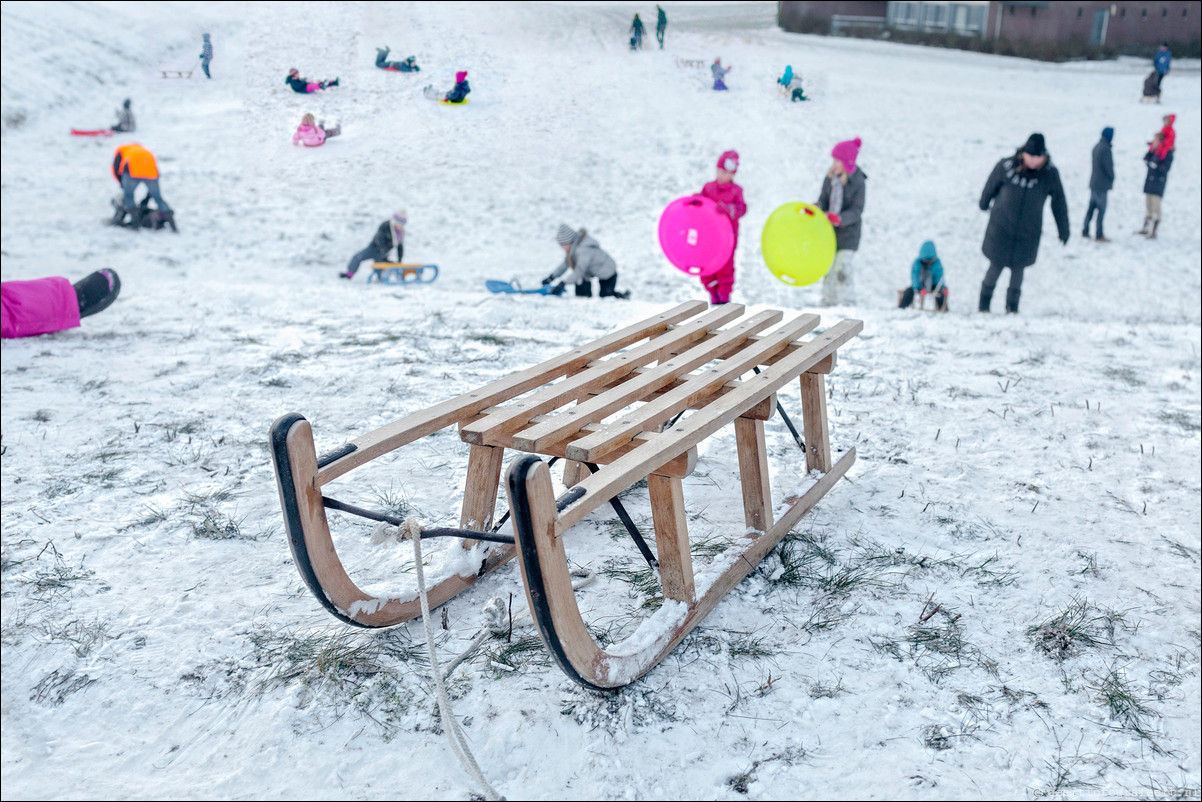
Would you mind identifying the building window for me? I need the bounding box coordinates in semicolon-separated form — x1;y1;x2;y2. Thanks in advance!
1077;7;1083;18
1009;5;1014;15
1184;7;1189;17
1161;8;1167;17
1141;8;1147;19
1031;6;1037;16
1120;8;1126;17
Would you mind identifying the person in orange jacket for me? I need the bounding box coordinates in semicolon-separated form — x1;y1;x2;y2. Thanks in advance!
111;143;175;231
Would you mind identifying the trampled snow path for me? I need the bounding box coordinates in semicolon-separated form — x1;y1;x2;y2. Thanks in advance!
2;2;1199;799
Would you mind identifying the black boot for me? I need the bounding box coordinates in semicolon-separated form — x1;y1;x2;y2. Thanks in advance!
1135;217;1150;235
74;269;121;318
899;287;915;308
978;286;994;313
1147;220;1159;239
1005;288;1021;314
162;210;178;232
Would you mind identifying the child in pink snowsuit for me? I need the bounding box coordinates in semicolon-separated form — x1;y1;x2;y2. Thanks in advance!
1;270;120;339
699;150;746;304
291;113;340;146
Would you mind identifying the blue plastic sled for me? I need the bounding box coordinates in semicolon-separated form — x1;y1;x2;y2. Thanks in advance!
486;279;554;295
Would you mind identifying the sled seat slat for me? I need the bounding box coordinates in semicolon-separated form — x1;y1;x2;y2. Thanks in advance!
554;318;863;534
314;300;707;485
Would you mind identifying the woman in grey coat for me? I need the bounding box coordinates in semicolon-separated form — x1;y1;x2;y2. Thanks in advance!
543;224;629;298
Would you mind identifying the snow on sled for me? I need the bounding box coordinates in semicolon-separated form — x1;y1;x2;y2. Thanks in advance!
271;301;862;688
71;128;114;137
485;279;554;295
367;262;438;284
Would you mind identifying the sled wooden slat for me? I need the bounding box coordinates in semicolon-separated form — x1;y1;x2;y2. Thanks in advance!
458;304;744;447
314;301;706;485
564;313;827;465
272;304;862;688
555;318;863;534
509;309;785;454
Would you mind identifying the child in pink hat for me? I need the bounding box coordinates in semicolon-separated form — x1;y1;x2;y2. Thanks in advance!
699;150;747;304
816;137;866;305
445;70;471;103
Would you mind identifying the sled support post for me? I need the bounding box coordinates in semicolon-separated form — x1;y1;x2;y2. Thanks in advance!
735;417;773;532
800;372;831;472
460;443;505;534
648;474;695;604
562;459;589;488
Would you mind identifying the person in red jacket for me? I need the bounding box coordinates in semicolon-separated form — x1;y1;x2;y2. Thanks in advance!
699;150;746;304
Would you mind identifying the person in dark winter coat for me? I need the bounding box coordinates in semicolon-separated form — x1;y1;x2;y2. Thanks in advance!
543;224;629;298
1137;133;1173;239
977;133;1069;314
200;33;213;79
445;71;470;103
111;99;135;133
1154;43;1171;88
286;68;339;94
656;6;667;49
340;211;406;279
1082;127;1114;242
630;14;645;50
899;240;947;311
376;47;419;72
816;137;866;305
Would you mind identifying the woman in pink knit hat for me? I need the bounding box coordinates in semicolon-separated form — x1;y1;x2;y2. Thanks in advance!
816;137;866;305
699;150;746;304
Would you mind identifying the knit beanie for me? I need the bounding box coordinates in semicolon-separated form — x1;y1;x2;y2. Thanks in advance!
1102;127;1114;142
1021;133;1046;156
394;209;407;225
456;70;468;83
555;223;576;245
831;137;862;173
716;150;739;173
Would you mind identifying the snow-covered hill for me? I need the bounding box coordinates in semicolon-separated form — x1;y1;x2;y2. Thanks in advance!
2;2;1199;799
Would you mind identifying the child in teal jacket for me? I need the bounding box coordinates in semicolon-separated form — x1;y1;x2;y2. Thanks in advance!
899;240;948;310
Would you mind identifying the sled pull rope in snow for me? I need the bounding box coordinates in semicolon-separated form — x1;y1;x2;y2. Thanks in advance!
407;517;505;802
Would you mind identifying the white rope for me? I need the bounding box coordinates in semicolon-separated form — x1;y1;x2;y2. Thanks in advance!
406;518;503;802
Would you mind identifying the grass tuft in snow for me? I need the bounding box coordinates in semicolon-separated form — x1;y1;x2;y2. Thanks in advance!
1028;596;1132;661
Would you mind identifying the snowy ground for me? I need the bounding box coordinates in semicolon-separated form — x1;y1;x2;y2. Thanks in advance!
2;2;1200;799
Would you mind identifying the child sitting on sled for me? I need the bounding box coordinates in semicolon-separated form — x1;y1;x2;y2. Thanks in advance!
291;113;341;147
898;240;948;311
375;47;419;72
285;68;339;94
444;70;470;103
341;211;406;279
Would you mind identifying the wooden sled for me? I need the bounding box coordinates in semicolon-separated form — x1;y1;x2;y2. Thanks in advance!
160;69;193;79
367;262;439;284
271;301;862;688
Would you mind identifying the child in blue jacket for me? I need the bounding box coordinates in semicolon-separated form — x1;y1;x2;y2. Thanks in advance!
899;240;948;311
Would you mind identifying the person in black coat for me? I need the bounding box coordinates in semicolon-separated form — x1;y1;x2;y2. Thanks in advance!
1138;133;1173;239
1082;127;1114;242
340;211;406;279
977;133;1069;314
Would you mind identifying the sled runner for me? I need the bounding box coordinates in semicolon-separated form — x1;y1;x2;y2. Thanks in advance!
367;262;439;284
485;279;555;295
271;301;862;688
160;69;192;79
71;128;114;137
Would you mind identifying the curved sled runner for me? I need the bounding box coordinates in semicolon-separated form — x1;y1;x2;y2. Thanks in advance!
271;301;861;686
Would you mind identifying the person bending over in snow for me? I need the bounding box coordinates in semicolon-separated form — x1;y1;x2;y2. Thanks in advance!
790;73;809;102
2;269;121;339
341;211;406;279
112;98;135;133
376;47;419;72
816;137;866;306
899;241;948;311
699;150;746;305
543;224;629;298
711;58;731;90
292;113;341;147
111;143;176;231
285;68;339;94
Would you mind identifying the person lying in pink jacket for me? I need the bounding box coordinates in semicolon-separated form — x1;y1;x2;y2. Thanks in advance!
292;113;341;147
1;270;121;339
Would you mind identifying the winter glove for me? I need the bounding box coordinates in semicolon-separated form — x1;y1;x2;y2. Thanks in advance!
541;275;554;286
827;212;842;227
550;282;566;296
